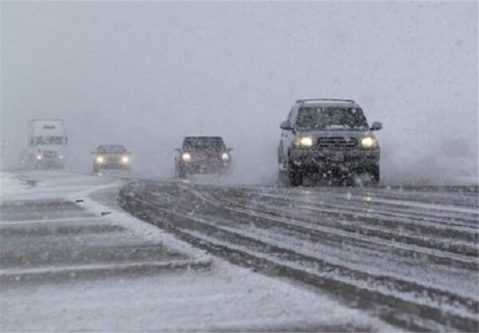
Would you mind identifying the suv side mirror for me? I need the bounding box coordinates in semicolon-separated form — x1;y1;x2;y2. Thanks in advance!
280;121;293;130
175;148;181;152
370;121;383;131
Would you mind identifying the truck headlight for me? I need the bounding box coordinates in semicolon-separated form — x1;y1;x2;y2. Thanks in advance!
294;136;313;148
121;155;130;164
361;136;378;149
96;156;105;164
221;153;230;162
181;153;191;163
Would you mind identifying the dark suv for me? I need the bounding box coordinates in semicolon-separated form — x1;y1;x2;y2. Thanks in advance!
175;136;232;178
278;99;382;186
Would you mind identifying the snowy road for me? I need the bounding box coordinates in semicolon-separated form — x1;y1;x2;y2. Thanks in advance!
119;179;479;332
0;171;394;332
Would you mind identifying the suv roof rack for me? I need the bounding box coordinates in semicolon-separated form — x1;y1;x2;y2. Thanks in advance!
296;98;355;104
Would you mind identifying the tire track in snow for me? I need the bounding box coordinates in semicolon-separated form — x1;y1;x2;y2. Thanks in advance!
119;180;479;332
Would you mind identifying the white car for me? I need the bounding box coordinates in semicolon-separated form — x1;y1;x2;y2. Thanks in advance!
92;145;131;172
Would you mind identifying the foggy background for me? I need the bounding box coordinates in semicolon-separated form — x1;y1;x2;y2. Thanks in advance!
1;1;477;185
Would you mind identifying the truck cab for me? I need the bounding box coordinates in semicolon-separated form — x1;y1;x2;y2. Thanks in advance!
27;119;68;169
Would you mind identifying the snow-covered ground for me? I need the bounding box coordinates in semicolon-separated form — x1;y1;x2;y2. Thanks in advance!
0;170;394;331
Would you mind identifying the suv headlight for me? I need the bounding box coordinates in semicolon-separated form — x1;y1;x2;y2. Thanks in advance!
96;155;105;164
294;136;313;148
181;153;191;162
361;136;378;149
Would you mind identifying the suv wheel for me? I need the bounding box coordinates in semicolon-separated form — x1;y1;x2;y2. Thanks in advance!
178;166;187;178
288;163;303;186
370;165;380;185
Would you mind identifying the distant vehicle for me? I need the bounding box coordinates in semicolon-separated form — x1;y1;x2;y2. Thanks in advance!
175;136;232;178
278;99;382;186
92;145;131;172
26;119;68;169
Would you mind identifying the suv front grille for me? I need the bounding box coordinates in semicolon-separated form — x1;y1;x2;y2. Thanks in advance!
317;137;358;150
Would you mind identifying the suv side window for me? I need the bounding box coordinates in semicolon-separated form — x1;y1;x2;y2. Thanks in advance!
286;108;294;123
288;106;298;125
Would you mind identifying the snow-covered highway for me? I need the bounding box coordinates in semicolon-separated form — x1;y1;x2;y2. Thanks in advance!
119;178;479;332
0;171;394;332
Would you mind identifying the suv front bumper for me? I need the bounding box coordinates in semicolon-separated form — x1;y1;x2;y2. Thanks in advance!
290;148;379;172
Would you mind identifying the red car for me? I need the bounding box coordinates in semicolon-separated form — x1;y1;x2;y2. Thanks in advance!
175;136;232;178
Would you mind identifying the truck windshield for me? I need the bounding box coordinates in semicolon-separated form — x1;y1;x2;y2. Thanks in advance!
35;137;64;145
296;107;369;130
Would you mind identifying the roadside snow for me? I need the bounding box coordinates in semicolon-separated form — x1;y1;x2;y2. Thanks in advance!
2;264;392;332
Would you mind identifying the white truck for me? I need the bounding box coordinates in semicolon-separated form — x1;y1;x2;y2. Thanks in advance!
25;119;68;169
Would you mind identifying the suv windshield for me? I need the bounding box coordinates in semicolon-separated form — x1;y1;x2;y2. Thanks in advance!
183;137;225;152
97;145;127;154
296;107;368;130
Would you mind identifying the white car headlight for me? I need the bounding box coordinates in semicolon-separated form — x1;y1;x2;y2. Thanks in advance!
294;136;313;148
221;152;230;162
96;156;105;164
361;136;378;149
121;155;130;164
181;153;191;162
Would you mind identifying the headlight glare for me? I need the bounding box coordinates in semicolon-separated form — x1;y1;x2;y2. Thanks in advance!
36;155;42;160
121;155;130;164
361;137;377;149
181;153;191;162
295;136;313;147
221;153;230;162
96;156;105;164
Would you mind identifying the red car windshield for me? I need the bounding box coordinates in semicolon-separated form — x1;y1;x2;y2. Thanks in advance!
183;137;225;152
